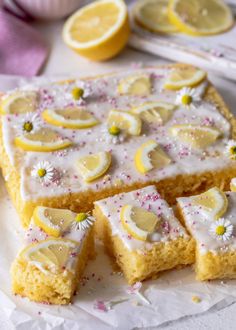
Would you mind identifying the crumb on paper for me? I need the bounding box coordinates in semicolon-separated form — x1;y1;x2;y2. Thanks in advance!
192;295;201;303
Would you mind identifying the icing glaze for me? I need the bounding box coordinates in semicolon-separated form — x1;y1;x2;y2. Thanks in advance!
95;185;189;252
1;68;234;201
177;192;236;254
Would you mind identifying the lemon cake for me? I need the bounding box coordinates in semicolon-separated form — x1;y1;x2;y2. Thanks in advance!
1;64;236;228
177;187;236;281
11;207;94;304
94;185;195;284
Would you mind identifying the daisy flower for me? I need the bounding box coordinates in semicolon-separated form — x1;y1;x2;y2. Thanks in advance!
175;87;201;109
209;218;233;241
226;140;236;160
71;81;91;103
103;125;126;144
31;161;54;184
72;212;95;231
18;113;42;134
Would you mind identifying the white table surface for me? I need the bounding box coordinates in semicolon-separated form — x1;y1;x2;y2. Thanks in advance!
2;20;236;330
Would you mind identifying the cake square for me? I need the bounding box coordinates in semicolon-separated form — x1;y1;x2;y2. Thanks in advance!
177;187;236;281
94;185;195;284
11;207;94;304
1;64;236;229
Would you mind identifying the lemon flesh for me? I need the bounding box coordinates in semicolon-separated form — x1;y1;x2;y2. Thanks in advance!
62;0;130;61
132;101;175;124
118;74;151;96
168;0;234;36
0;92;38;115
33;206;77;237
121;204;159;241
169;124;221;149
42;107;98;129
192;187;228;219
164;67;206;90
15;128;72;152
108;109;142;135
134;0;179;33
135;139;171;174
77;151;111;182
20;238;79;274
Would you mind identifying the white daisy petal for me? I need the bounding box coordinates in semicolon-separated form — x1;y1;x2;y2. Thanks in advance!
176;87;201;109
31;161;54;184
209;218;234;241
225;140;236;160
71;213;95;232
102;127;126;145
18;112;42;134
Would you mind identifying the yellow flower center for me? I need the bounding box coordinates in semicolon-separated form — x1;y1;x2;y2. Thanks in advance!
72;87;84;100
215;225;226;236
37;168;46;178
181;94;192;105
75;212;87;223
230;146;236;155
108;125;121;136
23;121;33;132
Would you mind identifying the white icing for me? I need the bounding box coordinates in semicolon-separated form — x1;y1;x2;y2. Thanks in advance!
95;185;189;252
177;192;236;254
1;68;234;202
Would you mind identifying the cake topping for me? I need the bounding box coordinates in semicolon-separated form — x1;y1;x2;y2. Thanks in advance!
76;151;112;182
15;128;72;152
31;161;54;184
135;139;171;174
226;140;236;160
120;204;160;241
107;109;142;136
209;218;233;241
164;67;206;90
169;124;221;149
132;101;175;124
104;125;126;144
230;178;236;192
18;113;42;134
118;74;151;96
72;212;95;231
20;238;79;274
42;107;98;129
71;81;91;102
192;187;228;220
175;87;201;109
0;91;38;115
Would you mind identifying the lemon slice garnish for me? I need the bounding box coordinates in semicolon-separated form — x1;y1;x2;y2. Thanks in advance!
42;107;98;129
230;178;236;192
118;74;151;96
168;0;234;36
32;206;77;237
62;0;130;61
108;109;142;136
169;124;221;149
133;0;179;34
132;101;175;124
192;187;228;220
77;151;111;182
164;67;206;90
15;128;72;152
121;204;159;241
135;139;171;174
0;91;38;115
20;238;79;274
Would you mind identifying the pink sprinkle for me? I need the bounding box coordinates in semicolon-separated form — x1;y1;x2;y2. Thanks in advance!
94;300;108;312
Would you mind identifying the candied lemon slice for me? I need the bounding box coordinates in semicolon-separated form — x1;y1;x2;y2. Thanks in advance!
164;67;206;90
192;187;228;220
20;238;79;274
132;101;175;124
0;91;38;115
133;0;179;33
77;151;111;182
168;0;234;36
108;109;142;135
118;74;151;96
15;128;72;152
230;178;236;192
169;124;221;149
42;107;98;129
62;0;130;61
121;204;159;241
135;139;171;174
33;206;77;237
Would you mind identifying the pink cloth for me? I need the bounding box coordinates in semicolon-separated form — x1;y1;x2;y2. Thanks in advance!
0;9;48;76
